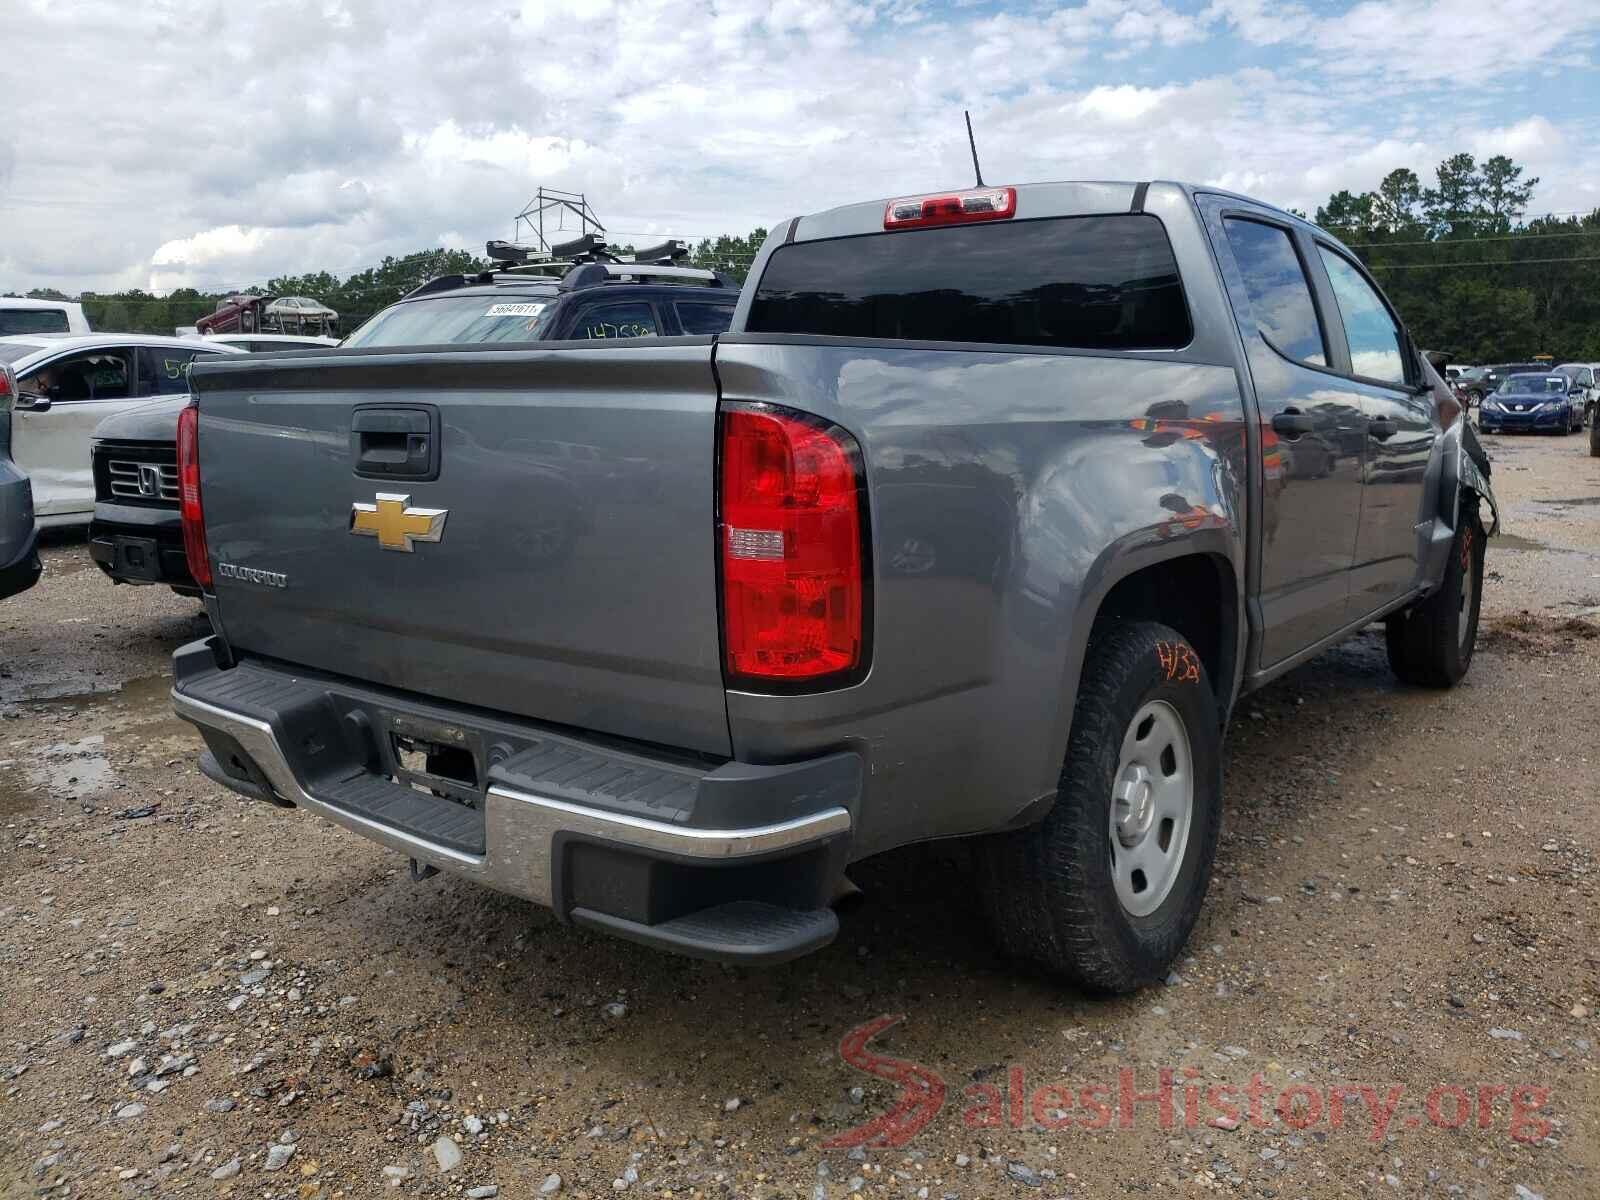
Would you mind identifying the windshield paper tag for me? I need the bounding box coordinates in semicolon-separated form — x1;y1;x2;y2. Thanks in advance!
485;302;546;317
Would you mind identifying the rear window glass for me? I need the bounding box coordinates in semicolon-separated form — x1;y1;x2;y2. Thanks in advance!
0;308;70;335
746;214;1191;351
344;294;557;348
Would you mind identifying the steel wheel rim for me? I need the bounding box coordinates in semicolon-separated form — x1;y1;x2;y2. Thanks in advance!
1109;699;1194;917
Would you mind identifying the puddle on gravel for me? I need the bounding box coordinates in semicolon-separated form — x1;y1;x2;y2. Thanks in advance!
44;674;175;713
25;735;113;800
1537;496;1600;507
1;674;191;809
1490;532;1548;552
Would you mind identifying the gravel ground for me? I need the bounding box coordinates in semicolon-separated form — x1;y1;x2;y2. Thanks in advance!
2;433;1597;1200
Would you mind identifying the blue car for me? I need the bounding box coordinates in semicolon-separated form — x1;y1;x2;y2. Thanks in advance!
1478;373;1583;435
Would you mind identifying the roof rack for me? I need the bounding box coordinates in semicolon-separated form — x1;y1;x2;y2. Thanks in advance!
481;238;738;290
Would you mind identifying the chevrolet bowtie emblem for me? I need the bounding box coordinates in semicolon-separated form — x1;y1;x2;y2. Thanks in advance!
350;493;448;552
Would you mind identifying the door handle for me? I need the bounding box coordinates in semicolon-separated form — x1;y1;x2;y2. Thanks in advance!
1270;409;1315;438
1369;417;1398;440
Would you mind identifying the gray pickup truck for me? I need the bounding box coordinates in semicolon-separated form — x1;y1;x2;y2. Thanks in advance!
173;181;1496;992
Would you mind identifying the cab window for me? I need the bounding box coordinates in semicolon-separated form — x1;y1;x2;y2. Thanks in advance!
572;302;660;340
1316;247;1407;385
20;349;133;401
1221;218;1327;366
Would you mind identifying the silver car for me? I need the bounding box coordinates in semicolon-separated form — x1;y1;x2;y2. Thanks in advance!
1556;362;1600;427
0;334;242;527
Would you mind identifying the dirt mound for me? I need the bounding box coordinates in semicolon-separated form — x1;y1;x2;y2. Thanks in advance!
1480;610;1600;653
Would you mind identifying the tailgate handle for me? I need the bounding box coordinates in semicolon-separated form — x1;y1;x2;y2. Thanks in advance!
351;405;440;481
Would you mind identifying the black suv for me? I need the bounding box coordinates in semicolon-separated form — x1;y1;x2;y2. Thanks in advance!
341;238;741;350
1464;362;1551;402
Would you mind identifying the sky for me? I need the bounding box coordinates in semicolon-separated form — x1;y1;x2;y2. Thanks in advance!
3;0;1598;297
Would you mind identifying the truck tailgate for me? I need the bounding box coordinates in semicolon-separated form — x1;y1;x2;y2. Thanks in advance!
189;343;730;756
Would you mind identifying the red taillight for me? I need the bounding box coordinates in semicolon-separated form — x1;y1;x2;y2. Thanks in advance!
883;186;1016;230
720;405;866;685
176;401;212;589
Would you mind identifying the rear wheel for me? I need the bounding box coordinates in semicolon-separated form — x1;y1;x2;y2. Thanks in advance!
975;621;1222;993
1384;501;1484;687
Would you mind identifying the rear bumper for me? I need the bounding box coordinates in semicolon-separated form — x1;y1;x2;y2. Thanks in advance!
171;639;856;963
0;534;41;601
0;465;40;601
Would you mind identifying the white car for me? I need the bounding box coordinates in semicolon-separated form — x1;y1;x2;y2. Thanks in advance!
0;334;243;527
0;298;91;338
199;333;340;352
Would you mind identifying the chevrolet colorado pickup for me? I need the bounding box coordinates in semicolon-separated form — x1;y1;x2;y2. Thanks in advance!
172;181;1497;992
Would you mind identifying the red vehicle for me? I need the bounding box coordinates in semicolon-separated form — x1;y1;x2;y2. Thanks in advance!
196;295;338;337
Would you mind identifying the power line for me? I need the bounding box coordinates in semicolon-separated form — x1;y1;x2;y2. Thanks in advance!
1369;255;1600;270
1347;228;1600;249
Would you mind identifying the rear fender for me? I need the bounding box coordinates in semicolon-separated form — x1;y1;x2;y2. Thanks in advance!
1033;422;1247;801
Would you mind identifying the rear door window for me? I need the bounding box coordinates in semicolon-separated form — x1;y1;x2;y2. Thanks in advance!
1316;247;1407;385
573;302;660;340
0;308;70;335
746;214;1191;350
1221;219;1327;366
137;346;210;395
674;301;735;335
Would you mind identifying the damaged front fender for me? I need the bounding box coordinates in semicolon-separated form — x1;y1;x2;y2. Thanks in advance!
1458;440;1499;536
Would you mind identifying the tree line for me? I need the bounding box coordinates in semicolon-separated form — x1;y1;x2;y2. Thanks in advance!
5;232;771;337
1310;152;1600;363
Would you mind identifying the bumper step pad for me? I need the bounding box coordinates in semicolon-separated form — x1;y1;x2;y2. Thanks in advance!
572;901;839;964
319;773;484;855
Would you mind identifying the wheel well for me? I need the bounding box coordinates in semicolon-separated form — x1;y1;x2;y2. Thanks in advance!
1093;555;1238;710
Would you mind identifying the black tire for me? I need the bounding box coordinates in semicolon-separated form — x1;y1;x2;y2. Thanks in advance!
974;621;1222;994
1384;502;1484;687
1590;418;1599;458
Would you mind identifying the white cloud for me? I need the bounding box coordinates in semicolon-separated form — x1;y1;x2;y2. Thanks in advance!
1467;116;1564;160
0;0;1597;297
1074;85;1175;123
151;225;270;269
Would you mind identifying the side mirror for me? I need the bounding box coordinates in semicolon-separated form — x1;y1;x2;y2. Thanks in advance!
1569;385;1584;396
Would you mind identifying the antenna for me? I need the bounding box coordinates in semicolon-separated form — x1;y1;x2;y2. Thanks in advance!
965;110;985;188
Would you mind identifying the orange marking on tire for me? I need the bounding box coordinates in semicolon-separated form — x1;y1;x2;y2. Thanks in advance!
1155;641;1200;683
